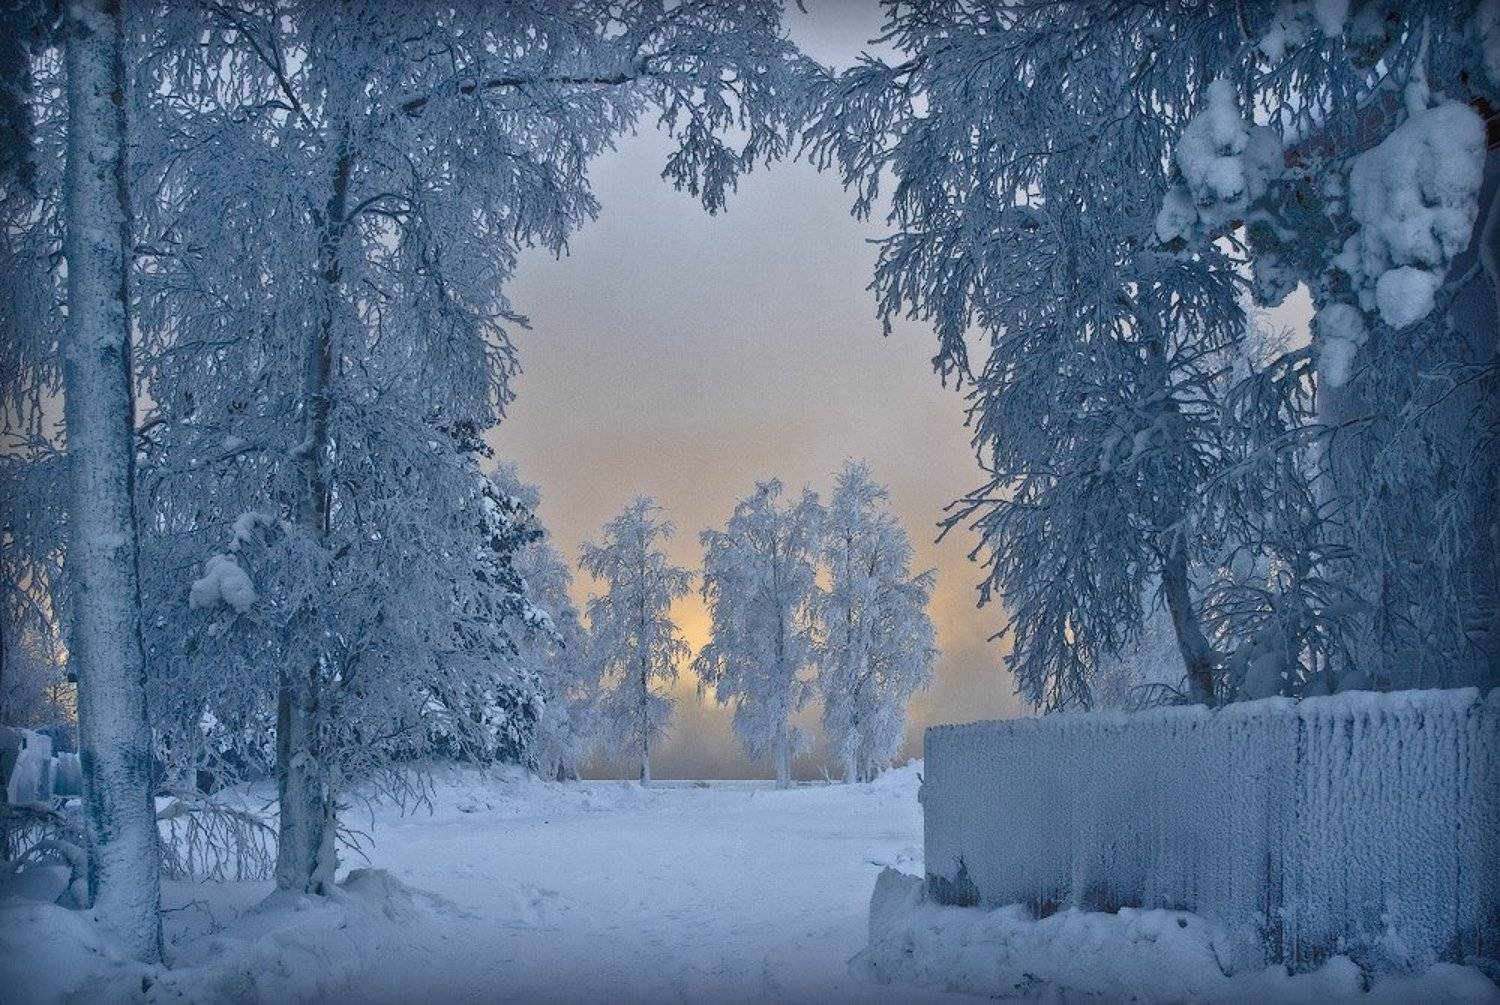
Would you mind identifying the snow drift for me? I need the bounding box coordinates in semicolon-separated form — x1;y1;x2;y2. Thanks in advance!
922;689;1500;969
860;868;1500;1003
0;868;451;1004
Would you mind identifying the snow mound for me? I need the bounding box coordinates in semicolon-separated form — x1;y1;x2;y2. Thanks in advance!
0;869;453;1004
0;898;147;1004
155;869;450;1002
403;762;663;823
863;757;922;797
858;869;1500;1004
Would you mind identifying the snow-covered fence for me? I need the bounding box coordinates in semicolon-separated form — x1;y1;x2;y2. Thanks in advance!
1;728;82;806
922;689;1500;968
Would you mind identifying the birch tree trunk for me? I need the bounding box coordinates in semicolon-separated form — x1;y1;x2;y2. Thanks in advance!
274;146;350;894
1160;541;1218;705
638;551;651;786
773;720;790;789
840;544;858;785
639;659;651;785
61;0;163;962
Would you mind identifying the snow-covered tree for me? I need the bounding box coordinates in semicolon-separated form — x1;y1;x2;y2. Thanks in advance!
580;498;692;785
0;631;70;731
124;0;810;891
815;462;934;783
491;463;601;782
696;480;822;788
0;27;65;738
0;0;47;189
806;2;1498;708
0;450;67;736
1091;581;1188;712
414;458;548;769
58;0;162;961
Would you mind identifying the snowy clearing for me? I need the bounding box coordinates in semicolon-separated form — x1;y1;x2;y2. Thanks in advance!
4;764;966;1004
6;762;1498;1004
302;764;959;1004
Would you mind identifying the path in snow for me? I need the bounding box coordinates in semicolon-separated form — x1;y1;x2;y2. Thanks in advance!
330;766;976;1004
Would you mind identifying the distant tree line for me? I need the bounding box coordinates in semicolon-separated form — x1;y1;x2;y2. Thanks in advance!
583;461;936;789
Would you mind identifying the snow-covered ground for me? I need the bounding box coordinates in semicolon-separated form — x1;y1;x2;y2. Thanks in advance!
862;870;1500;1004
3;763;967;1004
299;763;961;1004
3;763;1497;1003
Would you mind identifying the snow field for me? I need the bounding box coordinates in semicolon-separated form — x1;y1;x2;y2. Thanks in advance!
3;763;970;1004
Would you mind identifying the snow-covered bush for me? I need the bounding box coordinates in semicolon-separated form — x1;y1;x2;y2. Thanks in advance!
922;689;1500;969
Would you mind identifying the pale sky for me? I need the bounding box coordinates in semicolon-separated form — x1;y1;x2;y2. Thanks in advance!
486;3;1027;779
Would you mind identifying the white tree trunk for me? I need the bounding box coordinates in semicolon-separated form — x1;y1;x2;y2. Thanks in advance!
639;661;651;786
637;552;653;786
274;666;336;893
62;0;162;962
274;147;350;894
773;722;791;789
1161;542;1217;705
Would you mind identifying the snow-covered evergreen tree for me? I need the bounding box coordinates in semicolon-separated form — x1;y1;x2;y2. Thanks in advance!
491;463;601;782
815;462;934;783
807;2;1498;708
123;0;809;891
696;480;823;789
415;457;549;769
580;498;692;785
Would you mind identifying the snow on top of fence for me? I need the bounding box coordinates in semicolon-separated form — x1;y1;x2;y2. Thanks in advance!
924;686;1494;737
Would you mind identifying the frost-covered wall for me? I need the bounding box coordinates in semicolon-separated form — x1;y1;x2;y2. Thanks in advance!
923;690;1500;968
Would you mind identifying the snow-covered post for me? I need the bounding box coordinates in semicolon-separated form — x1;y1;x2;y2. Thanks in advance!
61;0;163;962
